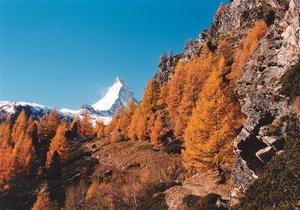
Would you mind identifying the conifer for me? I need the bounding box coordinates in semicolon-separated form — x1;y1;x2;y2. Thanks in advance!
46;122;69;167
79;112;94;139
150;116;164;144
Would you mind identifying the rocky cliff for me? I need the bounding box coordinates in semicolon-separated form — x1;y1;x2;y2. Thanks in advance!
153;0;300;207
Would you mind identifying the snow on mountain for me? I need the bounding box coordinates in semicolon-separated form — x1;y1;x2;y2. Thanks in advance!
92;77;135;114
0;101;53;120
0;101;50;114
0;77;136;125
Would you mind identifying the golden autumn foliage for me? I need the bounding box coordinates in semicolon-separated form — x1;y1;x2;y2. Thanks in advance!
128;106;141;141
150;116;164;144
230;20;268;81
46;121;69;167
13;127;37;175
183;70;243;170
167;46;214;137
94;121;106;138
0;116;12;150
77;112;94;139
0;111;38;183
182;21;267;172
108;97;137;142
128;79;160;142
37;110;60;138
11;110;28;142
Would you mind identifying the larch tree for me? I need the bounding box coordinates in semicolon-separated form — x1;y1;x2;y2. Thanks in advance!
150;116;164;144
37;110;60;139
136;115;147;142
183;69;243;172
139;79;160;141
230;20;268;81
166;63;186;128
0;116;12;150
0;117;13;182
10;120;38;178
128;106;141;141
116;98;137;140
11;110;27;143
94;121;106;139
46;121;69;167
27;120;39;157
78;112;94;139
128;79;160;142
105;110;121;136
173;46;214;138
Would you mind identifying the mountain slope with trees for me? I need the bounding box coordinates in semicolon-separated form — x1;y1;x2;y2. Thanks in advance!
0;0;299;209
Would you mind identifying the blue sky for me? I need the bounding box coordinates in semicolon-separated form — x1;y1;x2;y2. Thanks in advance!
0;0;228;109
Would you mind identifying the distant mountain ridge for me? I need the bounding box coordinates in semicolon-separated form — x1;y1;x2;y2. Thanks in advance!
0;77;136;125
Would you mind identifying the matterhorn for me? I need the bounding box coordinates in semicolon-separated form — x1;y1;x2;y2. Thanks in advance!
0;77;136;125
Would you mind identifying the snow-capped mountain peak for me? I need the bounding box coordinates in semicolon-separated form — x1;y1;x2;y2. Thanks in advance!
92;77;135;113
0;77;136;125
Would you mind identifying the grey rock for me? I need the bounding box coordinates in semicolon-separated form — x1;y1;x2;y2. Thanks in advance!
230;0;300;205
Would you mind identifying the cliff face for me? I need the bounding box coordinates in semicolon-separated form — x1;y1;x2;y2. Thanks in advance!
153;0;299;206
228;0;299;205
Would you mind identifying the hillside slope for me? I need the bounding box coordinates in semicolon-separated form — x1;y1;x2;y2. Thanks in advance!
0;0;299;209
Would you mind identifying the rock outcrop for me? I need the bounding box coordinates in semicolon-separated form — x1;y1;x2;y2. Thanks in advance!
152;0;300;207
154;53;182;85
231;0;300;205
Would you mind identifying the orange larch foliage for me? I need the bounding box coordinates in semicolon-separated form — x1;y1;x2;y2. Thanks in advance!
183;69;243;171
167;46;214;137
128;106;141;141
78;112;94;139
230;20;268;81
37;110;60;138
105;113;120;136
107;97;137;142
150;116;164;144
0;112;38;182
46;121;69;167
128;79;160;142
166;63;185;128
0;116;12;150
12;128;37;175
156;84;168;109
11;110;28;143
94;121;106;138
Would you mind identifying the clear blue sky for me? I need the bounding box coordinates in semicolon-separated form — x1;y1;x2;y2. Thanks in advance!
0;0;228;109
